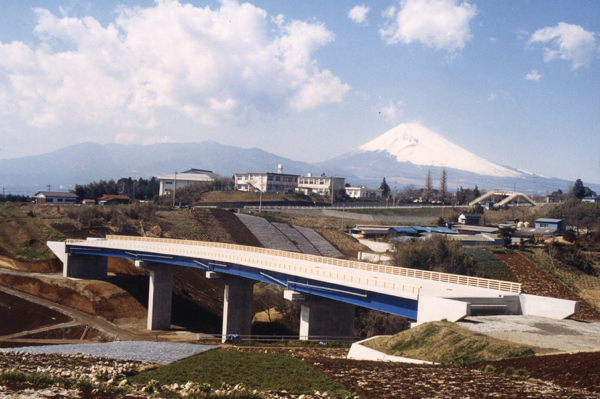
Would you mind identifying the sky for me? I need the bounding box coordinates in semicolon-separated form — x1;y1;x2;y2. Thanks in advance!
0;0;598;184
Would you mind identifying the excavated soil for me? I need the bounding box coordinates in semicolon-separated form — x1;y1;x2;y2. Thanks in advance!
0;274;147;321
468;351;600;394
21;325;102;340
0;255;61;273
224;347;600;398
496;253;600;320
0;290;71;335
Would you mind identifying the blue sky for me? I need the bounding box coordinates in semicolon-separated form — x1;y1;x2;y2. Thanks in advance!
0;0;598;184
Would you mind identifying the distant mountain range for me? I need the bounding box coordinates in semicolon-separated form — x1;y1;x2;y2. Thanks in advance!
1;123;593;195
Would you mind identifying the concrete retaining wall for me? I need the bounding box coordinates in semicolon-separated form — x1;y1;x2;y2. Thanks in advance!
347;336;434;364
519;294;578;319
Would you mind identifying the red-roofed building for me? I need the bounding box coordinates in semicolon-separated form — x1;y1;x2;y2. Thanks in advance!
97;194;130;205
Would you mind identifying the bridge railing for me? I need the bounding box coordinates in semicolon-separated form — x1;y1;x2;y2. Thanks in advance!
80;235;522;293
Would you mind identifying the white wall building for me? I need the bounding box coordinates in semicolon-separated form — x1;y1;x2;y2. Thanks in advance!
33;191;78;204
345;186;384;199
296;173;345;196
158;169;216;195
234;168;298;193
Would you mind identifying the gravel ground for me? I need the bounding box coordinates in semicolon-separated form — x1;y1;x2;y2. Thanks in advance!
459;316;600;352
0;341;217;364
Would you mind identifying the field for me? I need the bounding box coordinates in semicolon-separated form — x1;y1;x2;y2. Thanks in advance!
496;253;600;320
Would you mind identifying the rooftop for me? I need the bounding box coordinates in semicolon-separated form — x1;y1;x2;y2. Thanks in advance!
33;191;77;198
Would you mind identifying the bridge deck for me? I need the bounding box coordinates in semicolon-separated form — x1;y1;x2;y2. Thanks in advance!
65;236;520;301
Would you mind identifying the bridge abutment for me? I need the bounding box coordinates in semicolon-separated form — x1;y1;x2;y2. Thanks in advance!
299;296;355;340
63;254;108;279
136;261;174;330
222;276;255;342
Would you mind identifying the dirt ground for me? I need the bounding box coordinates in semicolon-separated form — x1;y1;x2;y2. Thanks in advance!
224;347;600;398
496;253;600;320
0;290;71;335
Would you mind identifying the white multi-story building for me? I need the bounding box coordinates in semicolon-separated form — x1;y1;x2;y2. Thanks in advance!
158;169;216;195
345;186;384;199
234;165;298;193
296;173;346;196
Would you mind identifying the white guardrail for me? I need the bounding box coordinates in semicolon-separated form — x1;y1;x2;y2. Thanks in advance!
66;235;522;294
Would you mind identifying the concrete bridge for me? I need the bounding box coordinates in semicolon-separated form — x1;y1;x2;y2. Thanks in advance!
47;236;578;341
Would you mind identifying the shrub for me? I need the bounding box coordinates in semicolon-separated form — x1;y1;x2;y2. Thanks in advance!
394;235;475;275
483;365;496;373
504;367;515;376
515;369;528;377
563;230;577;243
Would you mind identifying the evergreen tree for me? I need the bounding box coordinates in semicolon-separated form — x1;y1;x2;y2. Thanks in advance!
573;179;585;199
423;170;432;202
439;168;447;204
379;178;391;198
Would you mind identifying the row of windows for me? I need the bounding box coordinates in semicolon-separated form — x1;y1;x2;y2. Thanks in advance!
236;175;297;182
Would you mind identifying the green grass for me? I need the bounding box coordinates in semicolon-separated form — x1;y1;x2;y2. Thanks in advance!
465;247;518;282
130;350;348;396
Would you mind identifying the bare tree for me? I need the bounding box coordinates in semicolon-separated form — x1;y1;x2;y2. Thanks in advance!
439;168;447;204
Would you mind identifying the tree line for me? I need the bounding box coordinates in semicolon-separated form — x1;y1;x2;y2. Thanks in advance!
71;177;160;201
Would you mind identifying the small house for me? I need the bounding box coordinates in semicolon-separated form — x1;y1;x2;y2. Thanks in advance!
33;191;77;204
97;194;130;205
534;218;565;234
582;197;599;203
82;199;95;205
458;213;482;226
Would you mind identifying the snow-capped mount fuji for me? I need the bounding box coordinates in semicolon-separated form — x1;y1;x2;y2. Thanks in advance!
358;123;522;178
319;122;569;192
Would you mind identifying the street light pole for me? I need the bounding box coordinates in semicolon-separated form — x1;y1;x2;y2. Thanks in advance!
172;171;177;207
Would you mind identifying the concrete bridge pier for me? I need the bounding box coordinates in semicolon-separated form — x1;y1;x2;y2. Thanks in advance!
220;276;255;342
298;295;355;341
136;261;173;330
64;254;108;279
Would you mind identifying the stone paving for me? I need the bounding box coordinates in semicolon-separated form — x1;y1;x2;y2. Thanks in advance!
0;341;217;364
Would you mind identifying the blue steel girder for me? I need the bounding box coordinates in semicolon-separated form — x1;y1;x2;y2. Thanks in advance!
67;245;418;320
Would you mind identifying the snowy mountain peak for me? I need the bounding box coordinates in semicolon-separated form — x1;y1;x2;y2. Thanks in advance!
358;123;522;178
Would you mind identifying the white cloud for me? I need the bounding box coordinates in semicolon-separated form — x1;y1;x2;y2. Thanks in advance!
379;0;478;54
528;22;596;70
487;93;497;102
376;99;404;123
525;70;542;81
0;0;349;132
348;5;370;24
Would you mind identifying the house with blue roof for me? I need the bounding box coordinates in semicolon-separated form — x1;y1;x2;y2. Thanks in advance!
535;218;565;234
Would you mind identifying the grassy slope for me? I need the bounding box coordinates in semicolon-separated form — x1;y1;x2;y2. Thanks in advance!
465;247;519;282
364;321;539;365
130;350;348;396
0;205;66;260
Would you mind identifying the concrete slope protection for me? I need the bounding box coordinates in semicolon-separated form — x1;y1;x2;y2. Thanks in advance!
235;214;343;258
48;236;578;341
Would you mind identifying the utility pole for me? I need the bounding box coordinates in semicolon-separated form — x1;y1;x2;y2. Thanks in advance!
330;176;334;206
172;171;177;207
47;184;51;191
341;204;345;231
